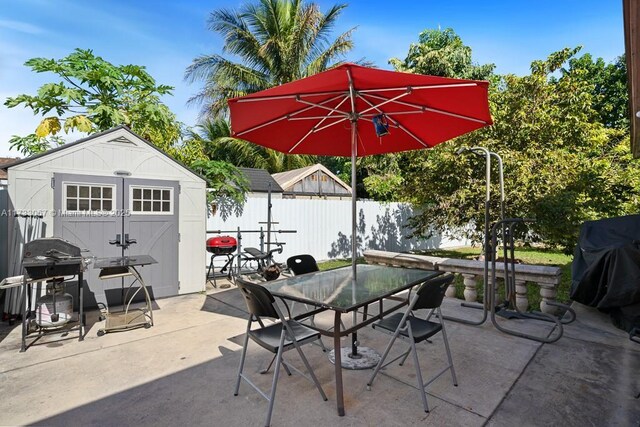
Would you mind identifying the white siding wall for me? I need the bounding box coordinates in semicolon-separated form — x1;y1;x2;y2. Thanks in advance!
179;181;206;293
206;196;468;264
7;128;206;294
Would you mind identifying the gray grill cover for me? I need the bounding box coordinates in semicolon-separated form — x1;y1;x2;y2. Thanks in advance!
570;215;640;334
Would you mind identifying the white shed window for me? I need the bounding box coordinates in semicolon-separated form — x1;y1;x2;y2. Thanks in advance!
65;183;114;212
130;186;173;214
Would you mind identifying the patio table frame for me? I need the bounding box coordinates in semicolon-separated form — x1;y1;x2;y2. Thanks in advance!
261;264;442;416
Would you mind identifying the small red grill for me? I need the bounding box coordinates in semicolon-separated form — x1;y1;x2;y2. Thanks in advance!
206;236;237;255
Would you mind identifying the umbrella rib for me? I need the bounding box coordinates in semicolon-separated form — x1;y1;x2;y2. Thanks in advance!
358;82;479;94
357;93;430;148
288;117;348;153
235;90;348;103
365;93;490;124
287;96;351;153
288;116;349;120
313;116;349;133
358;91;411;116
360;110;423;117
235;94;345;137
296;97;350;117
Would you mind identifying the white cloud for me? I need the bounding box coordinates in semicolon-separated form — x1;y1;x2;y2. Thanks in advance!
0;19;45;35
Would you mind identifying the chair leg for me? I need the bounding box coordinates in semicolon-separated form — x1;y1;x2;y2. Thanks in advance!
408;325;429;413
398;345;413;366
367;328;401;388
280;357;292;376
207;255;216;288
291;338;328;401
260;354;276;374
265;331;286;427
234;320;252;396
439;309;458;386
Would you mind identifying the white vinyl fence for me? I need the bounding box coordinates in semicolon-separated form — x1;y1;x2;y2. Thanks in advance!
206;196;468;266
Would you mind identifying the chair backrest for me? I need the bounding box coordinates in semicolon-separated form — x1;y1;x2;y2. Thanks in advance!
413;273;455;311
235;277;279;319
287;254;319;275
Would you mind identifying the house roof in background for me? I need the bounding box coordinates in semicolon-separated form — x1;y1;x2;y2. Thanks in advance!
238;167;283;193
0;157;20;179
272;164;352;193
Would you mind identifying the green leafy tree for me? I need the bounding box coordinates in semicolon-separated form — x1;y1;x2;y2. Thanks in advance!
191;159;250;219
361;27;496;201
6;49;250;208
404;47;640;252
564;53;629;130
5;49;185;157
389;28;495;80
185;0;355;117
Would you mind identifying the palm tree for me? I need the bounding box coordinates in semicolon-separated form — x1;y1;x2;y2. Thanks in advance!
189;117;316;172
185;0;355;117
184;0;355;172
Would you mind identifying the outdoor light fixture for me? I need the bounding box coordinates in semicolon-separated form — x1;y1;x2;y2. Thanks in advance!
372;114;389;137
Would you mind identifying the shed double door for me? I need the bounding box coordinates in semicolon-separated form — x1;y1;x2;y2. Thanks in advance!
53;173;179;308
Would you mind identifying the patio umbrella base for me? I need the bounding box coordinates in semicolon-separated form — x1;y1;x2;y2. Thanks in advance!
328;346;381;370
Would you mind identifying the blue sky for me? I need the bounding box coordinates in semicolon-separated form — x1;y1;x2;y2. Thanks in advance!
0;0;625;156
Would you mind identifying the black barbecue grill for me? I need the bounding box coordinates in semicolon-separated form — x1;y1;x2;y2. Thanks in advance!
23;238;86;280
20;237;86;351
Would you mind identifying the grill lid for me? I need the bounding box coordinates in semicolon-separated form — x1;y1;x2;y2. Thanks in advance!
22;238;85;279
23;237;81;260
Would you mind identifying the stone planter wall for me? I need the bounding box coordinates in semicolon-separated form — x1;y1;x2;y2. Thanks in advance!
363;250;563;315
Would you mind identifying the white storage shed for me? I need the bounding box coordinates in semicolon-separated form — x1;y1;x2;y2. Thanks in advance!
4;126;206;306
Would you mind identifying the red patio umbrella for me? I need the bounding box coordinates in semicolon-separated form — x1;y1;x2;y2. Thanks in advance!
228;63;492;365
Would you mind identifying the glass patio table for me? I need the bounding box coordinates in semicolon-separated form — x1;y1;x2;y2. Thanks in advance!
262;264;442;416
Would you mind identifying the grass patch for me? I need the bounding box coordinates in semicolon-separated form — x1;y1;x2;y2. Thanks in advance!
317;258;365;271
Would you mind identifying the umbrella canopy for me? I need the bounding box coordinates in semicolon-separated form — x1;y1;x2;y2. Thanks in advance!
228;63;492;157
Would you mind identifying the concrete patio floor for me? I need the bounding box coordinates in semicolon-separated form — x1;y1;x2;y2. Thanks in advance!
0;280;638;426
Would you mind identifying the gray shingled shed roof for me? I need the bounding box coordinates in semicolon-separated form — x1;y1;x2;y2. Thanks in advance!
238;167;283;193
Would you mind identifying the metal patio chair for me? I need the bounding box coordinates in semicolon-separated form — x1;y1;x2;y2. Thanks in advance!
286;254;320;276
366;273;458;413
233;277;328;427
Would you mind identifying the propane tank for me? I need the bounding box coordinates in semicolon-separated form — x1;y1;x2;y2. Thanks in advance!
35;288;73;328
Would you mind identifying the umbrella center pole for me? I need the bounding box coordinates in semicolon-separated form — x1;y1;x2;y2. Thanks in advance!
350;118;359;358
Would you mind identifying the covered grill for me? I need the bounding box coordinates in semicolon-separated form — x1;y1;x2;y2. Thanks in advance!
18;238;86;351
206;236;237;255
23;238;87;280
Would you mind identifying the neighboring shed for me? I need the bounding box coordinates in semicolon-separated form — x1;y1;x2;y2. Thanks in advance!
4;126;207;306
272;164;351;199
238;167;284;199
